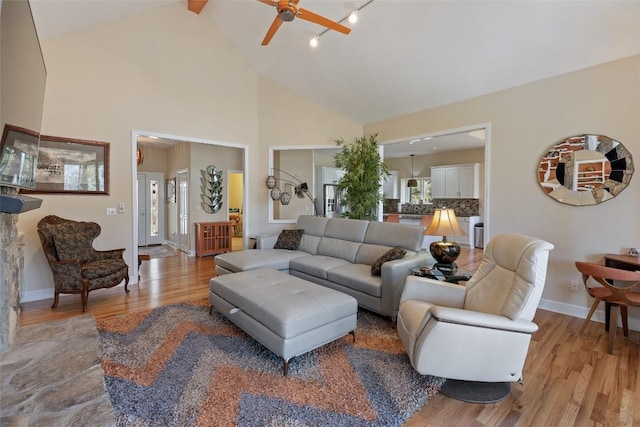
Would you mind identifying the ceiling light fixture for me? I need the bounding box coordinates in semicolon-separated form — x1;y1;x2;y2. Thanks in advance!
407;154;418;188
309;0;374;48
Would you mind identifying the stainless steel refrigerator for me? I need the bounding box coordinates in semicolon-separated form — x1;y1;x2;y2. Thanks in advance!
322;184;343;218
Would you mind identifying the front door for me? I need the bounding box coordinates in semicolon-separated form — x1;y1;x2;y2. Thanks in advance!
137;172;165;246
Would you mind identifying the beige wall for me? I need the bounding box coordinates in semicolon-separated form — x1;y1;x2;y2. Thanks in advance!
16;3;362;301
366;55;640;322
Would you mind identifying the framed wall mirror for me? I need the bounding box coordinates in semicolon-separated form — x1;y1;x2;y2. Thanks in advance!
537;134;634;206
268;146;339;223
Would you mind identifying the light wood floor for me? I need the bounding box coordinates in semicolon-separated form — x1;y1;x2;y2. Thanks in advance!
20;248;639;426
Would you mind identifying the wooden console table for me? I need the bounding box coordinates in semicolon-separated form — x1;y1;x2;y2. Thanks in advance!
195;221;232;257
604;254;640;271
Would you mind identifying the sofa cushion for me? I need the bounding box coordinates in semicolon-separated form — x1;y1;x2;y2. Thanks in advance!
298;234;321;255
296;215;330;236
371;246;407;276
317;237;361;263
54;232;97;262
327;263;383;297
365;221;425;252
214;249;307;272
274;229;304;250
290;255;351;279
355;243;394;266
324;218;370;242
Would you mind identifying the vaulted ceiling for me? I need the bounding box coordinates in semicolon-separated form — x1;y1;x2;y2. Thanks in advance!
30;0;640;155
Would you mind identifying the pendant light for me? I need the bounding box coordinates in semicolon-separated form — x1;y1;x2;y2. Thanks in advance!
407;154;418;187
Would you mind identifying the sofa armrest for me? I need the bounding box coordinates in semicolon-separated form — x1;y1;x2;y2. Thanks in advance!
430;306;539;334
380;251;433;319
400;275;466;309
95;248;126;261
256;234;278;249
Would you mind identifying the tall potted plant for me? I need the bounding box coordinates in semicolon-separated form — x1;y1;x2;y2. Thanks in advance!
334;133;390;221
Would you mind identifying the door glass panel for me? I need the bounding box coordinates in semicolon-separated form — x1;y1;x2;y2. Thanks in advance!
149;179;159;237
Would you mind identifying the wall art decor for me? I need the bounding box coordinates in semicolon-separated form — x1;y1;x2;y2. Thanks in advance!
537;134;633;206
200;165;223;213
20;134;109;195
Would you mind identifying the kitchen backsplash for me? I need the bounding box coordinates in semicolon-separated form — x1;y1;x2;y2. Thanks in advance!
384;198;480;217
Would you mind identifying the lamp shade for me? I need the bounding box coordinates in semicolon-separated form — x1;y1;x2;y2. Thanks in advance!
424;208;466;237
266;175;277;189
407;179;418;188
270;187;281;201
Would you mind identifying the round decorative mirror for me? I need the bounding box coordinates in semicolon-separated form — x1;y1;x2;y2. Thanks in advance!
538;134;634;206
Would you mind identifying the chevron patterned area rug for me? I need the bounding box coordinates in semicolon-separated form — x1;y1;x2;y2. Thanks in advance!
97;299;444;426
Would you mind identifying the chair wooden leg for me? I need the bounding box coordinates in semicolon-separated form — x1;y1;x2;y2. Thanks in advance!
51;291;59;309
608;304;619;354
124;275;130;294
621;305;629;337
605;302;611;332
580;299;601;333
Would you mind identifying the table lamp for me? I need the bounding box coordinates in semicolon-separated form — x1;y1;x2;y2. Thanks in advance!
423;208;466;270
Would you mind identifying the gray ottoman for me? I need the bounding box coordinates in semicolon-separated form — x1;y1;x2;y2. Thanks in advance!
209;268;357;375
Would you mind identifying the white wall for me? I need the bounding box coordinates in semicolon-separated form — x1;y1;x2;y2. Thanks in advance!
366;55;640;324
17;3;362;301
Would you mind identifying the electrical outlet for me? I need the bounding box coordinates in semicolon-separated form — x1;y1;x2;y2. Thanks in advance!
570;280;580;291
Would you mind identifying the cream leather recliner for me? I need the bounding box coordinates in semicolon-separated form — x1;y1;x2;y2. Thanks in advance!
397;233;554;383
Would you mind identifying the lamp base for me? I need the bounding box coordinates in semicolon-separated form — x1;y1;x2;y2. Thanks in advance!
429;239;461;267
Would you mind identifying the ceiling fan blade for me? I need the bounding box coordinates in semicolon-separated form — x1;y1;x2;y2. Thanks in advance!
187;0;208;15
297;8;351;35
257;0;278;7
262;16;283;45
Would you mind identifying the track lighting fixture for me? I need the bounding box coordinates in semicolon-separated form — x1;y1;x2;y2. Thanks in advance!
309;0;374;47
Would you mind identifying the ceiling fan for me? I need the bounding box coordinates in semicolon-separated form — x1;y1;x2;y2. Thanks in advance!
187;0;208;15
257;0;351;46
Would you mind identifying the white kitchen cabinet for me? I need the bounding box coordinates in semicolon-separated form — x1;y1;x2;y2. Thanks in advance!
430;163;480;198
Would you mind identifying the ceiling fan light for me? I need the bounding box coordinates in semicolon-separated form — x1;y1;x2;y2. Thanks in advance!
348;10;358;24
310;37;318;47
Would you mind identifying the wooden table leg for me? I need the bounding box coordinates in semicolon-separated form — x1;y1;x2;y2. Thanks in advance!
608;304;619;354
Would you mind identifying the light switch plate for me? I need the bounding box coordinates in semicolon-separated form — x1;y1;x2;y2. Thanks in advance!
107;208;116;216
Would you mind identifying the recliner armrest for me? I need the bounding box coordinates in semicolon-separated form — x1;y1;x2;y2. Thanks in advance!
400;276;466;309
430;306;539;334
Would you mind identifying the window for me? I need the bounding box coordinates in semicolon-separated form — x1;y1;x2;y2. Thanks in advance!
402;177;432;204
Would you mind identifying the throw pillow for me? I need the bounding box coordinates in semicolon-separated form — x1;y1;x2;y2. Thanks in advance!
273;229;304;250
54;232;97;262
371;246;406;276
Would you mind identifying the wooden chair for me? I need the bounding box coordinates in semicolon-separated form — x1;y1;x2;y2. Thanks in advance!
386;214;400;223
574;261;640;354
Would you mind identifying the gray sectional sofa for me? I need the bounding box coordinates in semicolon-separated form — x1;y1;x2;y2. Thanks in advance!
214;216;432;320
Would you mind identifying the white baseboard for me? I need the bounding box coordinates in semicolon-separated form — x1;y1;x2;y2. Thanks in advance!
20;281;131;304
539;298;640;332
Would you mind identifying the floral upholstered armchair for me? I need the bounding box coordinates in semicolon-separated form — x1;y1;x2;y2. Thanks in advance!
37;215;129;312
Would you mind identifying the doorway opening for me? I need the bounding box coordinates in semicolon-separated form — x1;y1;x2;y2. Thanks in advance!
131;130;249;283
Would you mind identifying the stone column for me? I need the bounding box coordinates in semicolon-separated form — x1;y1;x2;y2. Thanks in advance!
0;187;24;352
